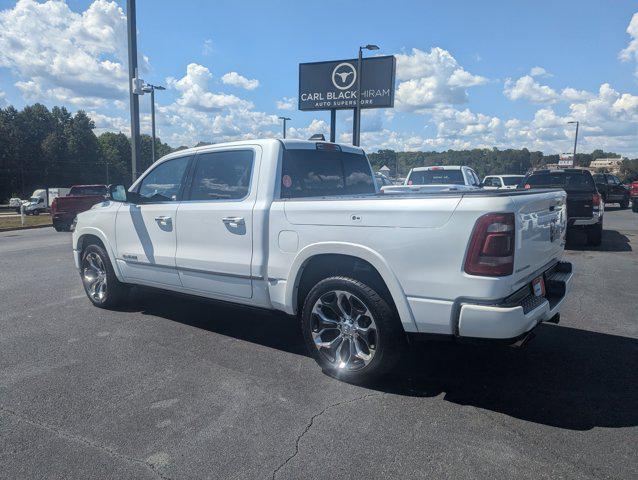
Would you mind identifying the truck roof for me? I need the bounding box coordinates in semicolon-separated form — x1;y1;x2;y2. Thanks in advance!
411;166;464;171
159;138;365;162
485;174;524;178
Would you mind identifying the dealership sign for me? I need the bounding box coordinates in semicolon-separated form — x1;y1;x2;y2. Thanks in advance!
558;153;574;167
298;56;396;111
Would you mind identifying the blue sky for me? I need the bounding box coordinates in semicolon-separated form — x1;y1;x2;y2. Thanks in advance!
0;0;637;155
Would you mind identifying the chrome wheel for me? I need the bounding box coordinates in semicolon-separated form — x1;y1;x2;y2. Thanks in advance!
310;290;378;371
82;252;107;303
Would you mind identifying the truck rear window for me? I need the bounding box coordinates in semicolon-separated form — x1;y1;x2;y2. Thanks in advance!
524;171;595;192
281;148;375;198
407;170;464;185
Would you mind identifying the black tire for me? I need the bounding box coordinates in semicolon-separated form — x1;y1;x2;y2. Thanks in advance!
620;197;629;209
80;243;129;309
301;276;405;384
587;221;603;247
633;200;638;213
53;221;69;232
32;209;40;216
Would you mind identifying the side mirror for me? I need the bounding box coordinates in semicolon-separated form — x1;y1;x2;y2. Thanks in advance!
478;182;484;188
108;184;129;203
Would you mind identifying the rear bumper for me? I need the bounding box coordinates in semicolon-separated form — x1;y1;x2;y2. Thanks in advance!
457;261;573;340
53;213;74;223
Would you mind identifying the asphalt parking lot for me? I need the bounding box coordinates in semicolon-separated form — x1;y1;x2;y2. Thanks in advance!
1;207;636;479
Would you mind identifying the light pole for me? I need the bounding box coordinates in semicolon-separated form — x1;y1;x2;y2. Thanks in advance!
143;83;166;163
353;44;379;147
126;0;141;181
278;116;291;139
567;121;579;164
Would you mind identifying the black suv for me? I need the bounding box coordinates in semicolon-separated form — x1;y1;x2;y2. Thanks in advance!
521;169;603;246
592;173;630;208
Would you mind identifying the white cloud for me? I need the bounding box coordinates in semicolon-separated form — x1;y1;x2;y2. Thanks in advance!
276;96;295;110
504;75;559;103
530;66;552;77
167;63;252;111
0;0;133;109
288;119;330;141
89;110;128;134
221;71;259;90
619;12;638;77
560;87;594;102
202;38;213;56
394;47;488;111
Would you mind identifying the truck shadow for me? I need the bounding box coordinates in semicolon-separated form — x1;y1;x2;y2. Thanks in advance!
566;228;631;252
134;289;637;432
378;324;638;431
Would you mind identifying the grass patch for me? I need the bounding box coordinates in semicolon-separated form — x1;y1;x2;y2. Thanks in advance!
0;214;52;231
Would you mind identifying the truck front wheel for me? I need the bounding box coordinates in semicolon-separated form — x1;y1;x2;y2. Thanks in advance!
80;243;129;309
301;276;405;383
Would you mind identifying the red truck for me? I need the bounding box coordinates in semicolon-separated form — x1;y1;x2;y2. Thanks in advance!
51;185;107;231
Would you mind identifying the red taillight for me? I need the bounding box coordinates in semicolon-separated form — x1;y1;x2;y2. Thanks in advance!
592;193;601;207
464;213;515;277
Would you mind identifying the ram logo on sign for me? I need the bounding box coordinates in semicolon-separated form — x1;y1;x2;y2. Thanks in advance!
298;56;396;111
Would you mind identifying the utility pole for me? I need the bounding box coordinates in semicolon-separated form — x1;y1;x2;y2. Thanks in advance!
143;84;166;163
353;44;379;147
278;117;291;139
567;121;579;166
126;0;141;182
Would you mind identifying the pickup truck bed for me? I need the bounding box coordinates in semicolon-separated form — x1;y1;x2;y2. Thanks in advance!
72;139;572;383
52;185;107;231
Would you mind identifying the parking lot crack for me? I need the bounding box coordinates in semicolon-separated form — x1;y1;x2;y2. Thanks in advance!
0;405;173;480
271;392;384;479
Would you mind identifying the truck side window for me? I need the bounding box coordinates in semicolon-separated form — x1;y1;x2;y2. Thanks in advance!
189;150;254;201
281;149;375;198
137;156;190;202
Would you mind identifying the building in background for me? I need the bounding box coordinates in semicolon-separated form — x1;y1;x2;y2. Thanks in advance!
589;158;624;173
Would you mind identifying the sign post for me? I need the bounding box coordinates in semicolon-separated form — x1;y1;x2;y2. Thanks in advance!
298;56;395;144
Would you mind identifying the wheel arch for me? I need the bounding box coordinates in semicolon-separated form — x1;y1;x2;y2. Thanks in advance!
75;227;124;281
286;243;417;332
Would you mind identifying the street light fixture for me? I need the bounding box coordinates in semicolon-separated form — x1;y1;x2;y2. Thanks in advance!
353;44;380;147
278;116;291;139
142;83;166;163
567;121;579;163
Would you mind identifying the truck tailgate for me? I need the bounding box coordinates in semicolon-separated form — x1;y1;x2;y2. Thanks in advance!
511;189;567;285
53;195;104;214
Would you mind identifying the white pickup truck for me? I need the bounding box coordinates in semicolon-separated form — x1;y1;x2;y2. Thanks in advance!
381;165;482;194
72;139;573;382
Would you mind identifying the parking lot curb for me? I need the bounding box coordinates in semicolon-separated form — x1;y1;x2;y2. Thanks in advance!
0;224;53;233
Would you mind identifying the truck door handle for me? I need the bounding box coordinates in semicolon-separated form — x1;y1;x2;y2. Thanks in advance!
154;215;172;226
222;216;245;227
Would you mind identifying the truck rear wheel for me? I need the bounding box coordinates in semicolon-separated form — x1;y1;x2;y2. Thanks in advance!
587;221;603;247
620;197;629;209
301;276;405;383
80;243;129;309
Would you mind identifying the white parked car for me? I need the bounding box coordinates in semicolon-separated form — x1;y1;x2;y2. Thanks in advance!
9;197;24;212
482;175;524;190
381;165;481;194
72;139;572;382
